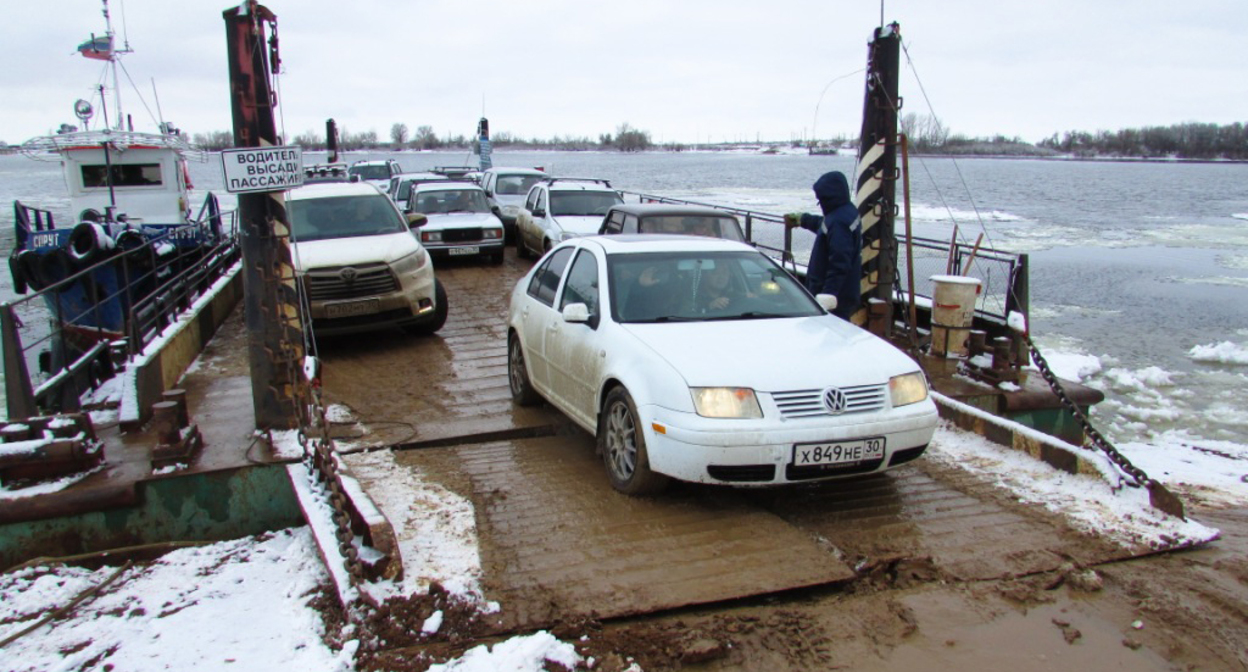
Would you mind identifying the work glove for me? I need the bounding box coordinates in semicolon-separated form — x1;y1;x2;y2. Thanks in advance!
783;213;802;229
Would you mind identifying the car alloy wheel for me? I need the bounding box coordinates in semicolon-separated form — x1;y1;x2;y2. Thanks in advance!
508;334;540;406
599;387;668;495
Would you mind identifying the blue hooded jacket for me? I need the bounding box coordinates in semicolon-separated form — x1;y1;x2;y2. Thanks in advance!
798;171;862;319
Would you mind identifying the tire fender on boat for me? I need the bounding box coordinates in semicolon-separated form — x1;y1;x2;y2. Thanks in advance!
68;221;115;266
18;250;44;292
37;248;77;292
116;229;155;269
9;250;30;294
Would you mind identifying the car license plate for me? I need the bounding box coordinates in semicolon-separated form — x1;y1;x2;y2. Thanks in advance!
448;246;479;256
325;298;380;319
792;437;885;466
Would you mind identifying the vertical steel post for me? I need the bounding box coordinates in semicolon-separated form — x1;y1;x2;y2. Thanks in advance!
223;2;304;430
1;304;37;420
326;118;338;164
852;23;902;331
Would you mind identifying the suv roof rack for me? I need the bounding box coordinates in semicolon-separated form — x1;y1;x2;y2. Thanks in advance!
431;166;478;178
302;162;353;184
546;177;613;188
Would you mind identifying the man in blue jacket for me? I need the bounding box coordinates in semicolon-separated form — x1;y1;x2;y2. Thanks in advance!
785;171;862;320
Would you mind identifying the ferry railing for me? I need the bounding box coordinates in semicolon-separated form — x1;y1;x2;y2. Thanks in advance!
1;208;240;420
617;189;1027;330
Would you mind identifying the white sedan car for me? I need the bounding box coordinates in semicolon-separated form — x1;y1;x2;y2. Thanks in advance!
506;236;938;495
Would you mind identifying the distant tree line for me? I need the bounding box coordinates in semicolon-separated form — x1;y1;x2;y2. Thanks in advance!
1038;122;1248;160
192;122;653;153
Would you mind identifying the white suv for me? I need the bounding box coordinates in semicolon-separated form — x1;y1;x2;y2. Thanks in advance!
479;167;550;243
347;159;403;191
286;182;446;336
407;182;506;264
515;178;623;258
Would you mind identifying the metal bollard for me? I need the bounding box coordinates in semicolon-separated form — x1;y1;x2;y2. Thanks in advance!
992;337;1013;372
152;401;181;445
968;330;987;357
162;389;190;428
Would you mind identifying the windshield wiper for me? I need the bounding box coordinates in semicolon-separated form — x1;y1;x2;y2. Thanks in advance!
703;311;787;321
629;315;700;323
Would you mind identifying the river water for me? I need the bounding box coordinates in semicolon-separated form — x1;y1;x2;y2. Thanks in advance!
2;149;1246;447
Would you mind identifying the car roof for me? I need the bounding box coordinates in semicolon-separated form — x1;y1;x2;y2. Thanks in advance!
484;167;548;177
395;172;447;182
607;203;737;219
581;234;754;255
546;181;617;194
351;159;397;166
412;181;484;193
287;181;385;201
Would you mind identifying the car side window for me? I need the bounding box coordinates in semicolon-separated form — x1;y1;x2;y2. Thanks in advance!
536;190;547;213
559;250;600;317
527;246;575;307
605;211;624;233
525;188;539;211
623;215;639;234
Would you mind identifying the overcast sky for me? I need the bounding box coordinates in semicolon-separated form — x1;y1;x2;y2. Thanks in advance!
4;0;1245;145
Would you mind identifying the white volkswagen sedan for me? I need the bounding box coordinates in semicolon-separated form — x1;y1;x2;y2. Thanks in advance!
506;236;938;495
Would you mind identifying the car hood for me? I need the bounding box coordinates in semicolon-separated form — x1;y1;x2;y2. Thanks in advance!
291;231;419;270
552;215;605;237
421;212;502;231
620;316;918;391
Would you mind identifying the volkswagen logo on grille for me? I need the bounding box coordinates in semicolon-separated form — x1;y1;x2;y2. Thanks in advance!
339;267;358;283
822;387;848;414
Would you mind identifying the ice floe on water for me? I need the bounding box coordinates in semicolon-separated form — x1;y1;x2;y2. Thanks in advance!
1189;341;1248;365
1231;212;1248;221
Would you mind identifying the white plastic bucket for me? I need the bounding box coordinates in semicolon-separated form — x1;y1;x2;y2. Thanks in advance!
930;275;981;357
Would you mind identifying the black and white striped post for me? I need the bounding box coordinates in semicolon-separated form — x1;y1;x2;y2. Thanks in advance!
852;23;902;331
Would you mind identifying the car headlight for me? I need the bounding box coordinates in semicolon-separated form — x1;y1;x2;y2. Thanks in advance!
691;387;762;419
390;247;428;274
557;230;579;242
889;372;929;407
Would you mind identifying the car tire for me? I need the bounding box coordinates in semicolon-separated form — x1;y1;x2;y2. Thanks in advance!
599;387;669;496
516;236;531;260
404;279;448;336
508;333;541;406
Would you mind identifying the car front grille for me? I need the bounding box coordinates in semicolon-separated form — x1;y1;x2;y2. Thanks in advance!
304;263;399;301
771;384;888;419
442;228;483;243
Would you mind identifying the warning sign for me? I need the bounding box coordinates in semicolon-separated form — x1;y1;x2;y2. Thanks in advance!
220;146;304;193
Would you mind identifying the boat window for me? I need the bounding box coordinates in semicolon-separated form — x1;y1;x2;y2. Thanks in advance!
81;163;163;188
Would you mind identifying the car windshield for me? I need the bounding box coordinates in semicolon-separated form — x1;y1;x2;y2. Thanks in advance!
495;174;546;196
608;251;821;323
412;189;491;214
637;215;745;241
550;192;623;217
349;164;391;180
288;194;408;242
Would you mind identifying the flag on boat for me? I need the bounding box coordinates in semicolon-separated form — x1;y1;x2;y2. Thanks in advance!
77;35;113;61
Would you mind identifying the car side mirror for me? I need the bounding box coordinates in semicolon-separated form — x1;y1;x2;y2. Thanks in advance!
532;207;546;218
815;294;838;312
562;303;590;324
406;212;428;228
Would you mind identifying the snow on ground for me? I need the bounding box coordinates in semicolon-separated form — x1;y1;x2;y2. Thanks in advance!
344;448;494;606
0;528;355;672
929;421;1222;549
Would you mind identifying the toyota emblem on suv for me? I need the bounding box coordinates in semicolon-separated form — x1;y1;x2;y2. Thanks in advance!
822;387;848;414
339;267;358;283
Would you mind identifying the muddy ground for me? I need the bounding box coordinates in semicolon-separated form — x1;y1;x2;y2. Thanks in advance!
314;254;1248;671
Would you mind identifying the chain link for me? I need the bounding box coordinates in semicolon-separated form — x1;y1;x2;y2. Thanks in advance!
1024;335;1151;488
295;372;381;654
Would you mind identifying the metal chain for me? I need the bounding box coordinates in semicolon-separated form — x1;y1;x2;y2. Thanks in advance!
1025;335;1152;488
297;387;382;655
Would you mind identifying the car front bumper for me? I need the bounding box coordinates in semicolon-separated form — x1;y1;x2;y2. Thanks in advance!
638;402;938;485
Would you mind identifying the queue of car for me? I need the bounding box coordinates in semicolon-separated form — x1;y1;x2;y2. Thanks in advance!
283;157;938;498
